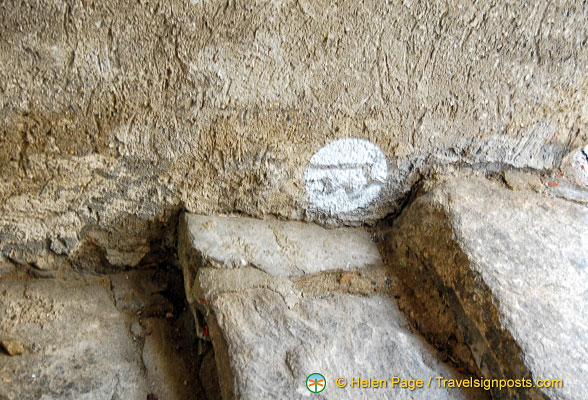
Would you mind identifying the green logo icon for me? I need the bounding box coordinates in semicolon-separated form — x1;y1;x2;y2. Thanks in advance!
306;373;326;393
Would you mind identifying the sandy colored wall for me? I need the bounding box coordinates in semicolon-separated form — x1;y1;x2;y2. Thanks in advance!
1;0;587;269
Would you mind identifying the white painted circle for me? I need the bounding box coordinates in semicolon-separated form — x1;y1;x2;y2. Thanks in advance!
571;147;588;186
304;138;388;214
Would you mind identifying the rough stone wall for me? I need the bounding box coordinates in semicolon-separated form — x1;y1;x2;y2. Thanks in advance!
1;0;587;269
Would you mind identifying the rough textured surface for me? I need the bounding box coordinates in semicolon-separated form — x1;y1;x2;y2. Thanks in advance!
182;213;381;277
0;339;25;356
179;213;487;399
2;1;588;398
384;176;588;400
2;0;588;269
212;290;483;400
562;146;588;187
0;279;151;400
0;268;217;400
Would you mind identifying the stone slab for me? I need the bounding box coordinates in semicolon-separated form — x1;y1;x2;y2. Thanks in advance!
179;213;487;399
0;279;150;400
0;270;211;400
181;214;382;277
386;177;588;400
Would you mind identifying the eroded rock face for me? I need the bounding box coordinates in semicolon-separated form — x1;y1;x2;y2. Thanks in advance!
0;269;211;400
179;213;487;399
2;0;588;268
384;177;588;400
0;279;150;400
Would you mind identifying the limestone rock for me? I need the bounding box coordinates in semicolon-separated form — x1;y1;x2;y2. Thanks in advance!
179;213;486;399
562;147;588;187
546;180;588;205
105;247;150;268
385;177;588;400
180;213;382;277
503;170;543;192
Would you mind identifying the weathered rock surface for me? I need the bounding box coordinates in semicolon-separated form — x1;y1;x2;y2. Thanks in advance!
179;213;487;399
562;146;588;187
0;269;213;400
181;213;382;277
2;0;588;268
0;279;150;400
384;177;588;399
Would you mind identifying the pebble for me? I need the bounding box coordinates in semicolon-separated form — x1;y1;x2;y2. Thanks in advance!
130;321;143;337
1;339;25;356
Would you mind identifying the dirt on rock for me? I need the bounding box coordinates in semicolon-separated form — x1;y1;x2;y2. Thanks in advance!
0;261;221;400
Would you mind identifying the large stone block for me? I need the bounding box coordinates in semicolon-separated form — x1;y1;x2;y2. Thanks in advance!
384;177;588;399
179;213;486;399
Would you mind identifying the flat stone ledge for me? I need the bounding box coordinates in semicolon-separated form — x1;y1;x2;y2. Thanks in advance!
0;279;150;400
180;214;382;278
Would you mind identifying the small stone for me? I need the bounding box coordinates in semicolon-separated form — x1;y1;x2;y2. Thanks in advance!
503;170;543;191
130;321;143;337
1;339;25;356
339;273;354;285
105;247;150;268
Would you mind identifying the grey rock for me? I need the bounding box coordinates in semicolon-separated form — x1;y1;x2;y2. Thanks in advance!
562;147;588;187
503;170;543;192
105;247;150;268
0;271;209;400
48;236;78;256
179;213;486;400
546;180;588;205
0;279;150;400
0;257;16;276
181;214;381;277
1;243;64;271
385;177;588;400
215;289;486;400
